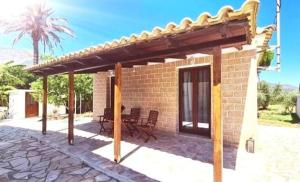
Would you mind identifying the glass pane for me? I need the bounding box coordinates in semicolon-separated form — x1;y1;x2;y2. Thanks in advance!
182;71;193;128
198;69;210;129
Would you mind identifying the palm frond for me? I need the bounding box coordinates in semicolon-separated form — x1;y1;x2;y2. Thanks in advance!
12;31;26;46
3;2;74;60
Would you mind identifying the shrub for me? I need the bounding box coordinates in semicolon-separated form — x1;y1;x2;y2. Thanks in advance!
270;83;284;104
283;92;298;114
258;81;271;109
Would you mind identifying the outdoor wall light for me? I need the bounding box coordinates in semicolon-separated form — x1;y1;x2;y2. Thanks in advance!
108;70;115;77
246;137;255;153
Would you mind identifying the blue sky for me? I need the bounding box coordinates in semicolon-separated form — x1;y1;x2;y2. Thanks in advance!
0;0;299;86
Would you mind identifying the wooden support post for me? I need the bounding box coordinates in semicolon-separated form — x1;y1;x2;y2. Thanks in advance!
114;63;122;162
213;46;223;182
42;75;47;135
68;72;75;145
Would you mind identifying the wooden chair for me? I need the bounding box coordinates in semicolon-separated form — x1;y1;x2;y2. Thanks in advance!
138;110;159;142
123;108;141;136
98;108;112;133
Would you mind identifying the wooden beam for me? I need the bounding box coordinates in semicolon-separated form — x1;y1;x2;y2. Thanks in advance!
42;76;47;135
212;46;223;182
95;56;103;60
68;71;75;145
114;63;122;163
28;20;249;76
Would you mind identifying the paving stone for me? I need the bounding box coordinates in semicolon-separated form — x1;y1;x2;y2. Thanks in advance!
0;142;14;150
81;177;95;182
27;151;39;157
13;172;34;179
0;168;12;175
31;169;47;178
28;155;42;166
66;176;84;182
48;160;60;171
13;151;27;158
31;160;50;170
84;169;100;178
13;163;30;171
62;165;83;174
10;158;28;168
55;174;74;182
0;162;10;168
70;167;90;175
45;170;61;182
27;177;39;182
95;174;111;182
50;154;68;162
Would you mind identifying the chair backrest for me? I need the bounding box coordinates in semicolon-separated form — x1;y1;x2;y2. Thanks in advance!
147;110;159;126
104;108;112;120
130;108;141;120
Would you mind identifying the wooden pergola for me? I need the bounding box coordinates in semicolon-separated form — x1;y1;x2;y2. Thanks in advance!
26;1;259;181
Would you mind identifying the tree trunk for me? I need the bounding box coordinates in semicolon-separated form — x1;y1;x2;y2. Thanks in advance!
33;39;39;65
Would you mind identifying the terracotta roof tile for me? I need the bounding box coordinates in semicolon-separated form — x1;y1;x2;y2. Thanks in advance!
27;0;260;71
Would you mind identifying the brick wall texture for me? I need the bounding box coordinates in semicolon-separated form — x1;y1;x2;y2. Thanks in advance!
93;49;257;147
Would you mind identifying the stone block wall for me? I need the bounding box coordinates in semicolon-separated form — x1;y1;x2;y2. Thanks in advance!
93;49;257;147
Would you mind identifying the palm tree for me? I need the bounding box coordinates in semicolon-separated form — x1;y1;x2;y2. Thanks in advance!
3;2;73;65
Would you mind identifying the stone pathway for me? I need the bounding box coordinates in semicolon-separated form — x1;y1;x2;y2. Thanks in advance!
0;128;117;182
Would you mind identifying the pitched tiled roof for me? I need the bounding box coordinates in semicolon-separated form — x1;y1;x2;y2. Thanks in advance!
27;0;260;71
256;25;275;50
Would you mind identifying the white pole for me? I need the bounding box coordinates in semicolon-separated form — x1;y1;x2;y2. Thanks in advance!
276;0;281;71
79;93;82;115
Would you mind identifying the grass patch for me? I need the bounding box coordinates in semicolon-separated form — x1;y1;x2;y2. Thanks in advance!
258;105;300;128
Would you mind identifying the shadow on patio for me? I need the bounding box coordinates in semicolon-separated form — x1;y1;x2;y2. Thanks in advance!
0;118;238;182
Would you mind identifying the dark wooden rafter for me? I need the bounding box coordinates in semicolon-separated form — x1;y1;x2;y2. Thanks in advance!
68;71;75;145
29;19;250;76
53;64;68;69
43;34;247;75
75;58;166;74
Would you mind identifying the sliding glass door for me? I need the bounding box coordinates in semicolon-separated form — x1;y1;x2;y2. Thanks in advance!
179;66;211;137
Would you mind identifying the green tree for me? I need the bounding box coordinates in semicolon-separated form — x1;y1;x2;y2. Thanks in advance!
283;91;298;114
74;74;93;112
7;64;38;89
0;61;27;106
270;83;284;104
3;2;73;65
258;81;271;110
31;74;93;111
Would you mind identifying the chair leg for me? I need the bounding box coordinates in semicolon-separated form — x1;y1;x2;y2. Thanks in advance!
99;122;105;133
143;130;156;142
132;124;139;133
151;133;157;140
144;136;150;143
124;123;134;137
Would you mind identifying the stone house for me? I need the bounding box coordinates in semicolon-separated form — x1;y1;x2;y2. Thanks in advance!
27;1;275;178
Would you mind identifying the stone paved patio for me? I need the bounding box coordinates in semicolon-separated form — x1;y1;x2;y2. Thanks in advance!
0;118;261;182
1;117;298;182
0;129;117;182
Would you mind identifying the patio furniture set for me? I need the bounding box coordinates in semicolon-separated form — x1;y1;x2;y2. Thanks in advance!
98;108;159;142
